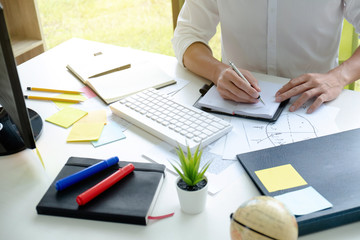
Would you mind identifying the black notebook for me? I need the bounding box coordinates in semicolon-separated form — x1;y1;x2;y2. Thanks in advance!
36;157;165;225
237;128;360;235
194;72;289;122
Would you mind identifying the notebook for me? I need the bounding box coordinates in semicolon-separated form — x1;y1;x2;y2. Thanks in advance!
195;72;289;122
85;64;176;104
236;128;360;235
66;51;131;83
36;157;165;225
67;52;176;104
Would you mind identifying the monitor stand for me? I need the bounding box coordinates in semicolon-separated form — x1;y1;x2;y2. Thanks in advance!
0;108;43;156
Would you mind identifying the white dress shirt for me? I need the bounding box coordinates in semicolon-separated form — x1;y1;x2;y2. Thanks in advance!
172;0;360;79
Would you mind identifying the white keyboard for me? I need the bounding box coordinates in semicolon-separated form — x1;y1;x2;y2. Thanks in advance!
110;88;232;151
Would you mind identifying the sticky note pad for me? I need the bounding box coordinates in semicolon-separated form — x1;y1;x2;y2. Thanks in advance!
92;121;126;147
46;107;88;128
275;186;333;216
77;109;107;125
67;122;105;142
255;164;307;192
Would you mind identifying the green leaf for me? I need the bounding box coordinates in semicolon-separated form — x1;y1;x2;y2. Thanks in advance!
172;143;211;187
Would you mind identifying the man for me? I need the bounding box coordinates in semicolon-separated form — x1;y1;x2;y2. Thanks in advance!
172;0;360;113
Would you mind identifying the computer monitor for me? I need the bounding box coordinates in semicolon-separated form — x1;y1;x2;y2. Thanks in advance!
0;4;43;156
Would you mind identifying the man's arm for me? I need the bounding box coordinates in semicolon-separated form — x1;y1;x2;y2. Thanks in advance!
276;46;360;113
183;42;261;103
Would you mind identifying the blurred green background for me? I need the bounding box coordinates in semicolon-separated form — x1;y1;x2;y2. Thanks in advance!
37;0;221;59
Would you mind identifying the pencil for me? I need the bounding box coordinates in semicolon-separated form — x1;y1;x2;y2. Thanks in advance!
24;95;82;103
27;87;82;94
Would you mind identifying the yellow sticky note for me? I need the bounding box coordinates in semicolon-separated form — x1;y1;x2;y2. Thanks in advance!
54;93;87;109
46;107;88;128
77;109;107;125
255;164;307;193
67;122;105;142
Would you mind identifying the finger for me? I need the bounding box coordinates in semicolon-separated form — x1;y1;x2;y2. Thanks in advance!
288;89;316;112
306;94;326;114
276;75;308;96
243;71;261;92
230;73;260;99
219;87;259;103
276;80;313;102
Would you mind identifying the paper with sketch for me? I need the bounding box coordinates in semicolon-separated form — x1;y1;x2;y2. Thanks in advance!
219;99;340;160
197;74;286;119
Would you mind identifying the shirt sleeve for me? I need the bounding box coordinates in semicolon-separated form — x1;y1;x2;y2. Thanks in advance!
171;0;220;67
344;0;360;34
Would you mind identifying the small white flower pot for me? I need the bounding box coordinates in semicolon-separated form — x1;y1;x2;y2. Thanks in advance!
176;177;208;214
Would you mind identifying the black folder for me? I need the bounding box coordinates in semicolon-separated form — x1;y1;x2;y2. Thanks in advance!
237;128;360;235
36;157;165;225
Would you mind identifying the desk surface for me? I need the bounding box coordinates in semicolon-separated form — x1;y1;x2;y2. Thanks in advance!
1;38;360;240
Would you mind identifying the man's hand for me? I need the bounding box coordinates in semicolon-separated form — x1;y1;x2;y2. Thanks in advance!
275;72;345;113
216;66;261;103
183;42;261;104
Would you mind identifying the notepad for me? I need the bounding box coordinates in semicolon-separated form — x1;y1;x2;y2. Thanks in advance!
195;72;289;121
45;107;88;128
274;187;333;216
67;51;176;104
91;121;126;147
66;51;131;83
255;164;307;193
85;63;176;104
67;122;105;142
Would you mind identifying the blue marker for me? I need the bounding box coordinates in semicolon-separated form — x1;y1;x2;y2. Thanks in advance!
55;156;119;191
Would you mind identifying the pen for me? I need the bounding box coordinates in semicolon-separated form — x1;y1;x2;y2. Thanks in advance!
55;156;119;191
76;163;135;206
229;61;265;105
24;95;83;103
27;87;82;94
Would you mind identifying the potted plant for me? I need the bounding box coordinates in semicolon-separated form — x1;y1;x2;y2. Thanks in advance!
171;144;211;214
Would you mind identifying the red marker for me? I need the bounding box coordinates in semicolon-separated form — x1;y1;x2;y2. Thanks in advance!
76;163;135;206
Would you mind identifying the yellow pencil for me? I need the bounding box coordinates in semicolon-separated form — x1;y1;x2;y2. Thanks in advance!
24;95;83;103
27;87;82;94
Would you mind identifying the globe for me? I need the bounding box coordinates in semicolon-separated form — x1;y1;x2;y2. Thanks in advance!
230;196;298;240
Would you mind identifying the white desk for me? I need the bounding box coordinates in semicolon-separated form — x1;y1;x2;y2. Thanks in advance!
1;38;360;240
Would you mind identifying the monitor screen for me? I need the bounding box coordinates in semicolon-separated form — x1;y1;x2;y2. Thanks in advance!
0;4;42;155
